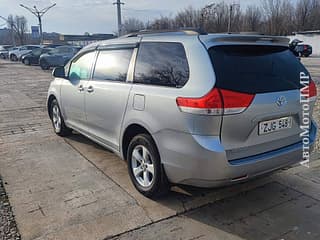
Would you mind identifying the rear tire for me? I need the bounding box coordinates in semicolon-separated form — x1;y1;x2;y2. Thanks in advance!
40;60;50;70
10;54;17;61
49;99;72;137
127;134;170;198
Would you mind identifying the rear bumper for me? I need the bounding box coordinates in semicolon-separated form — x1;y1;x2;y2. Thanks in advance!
154;121;317;188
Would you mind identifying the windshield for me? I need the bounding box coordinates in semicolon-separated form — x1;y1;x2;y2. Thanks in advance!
49;48;59;54
32;48;43;56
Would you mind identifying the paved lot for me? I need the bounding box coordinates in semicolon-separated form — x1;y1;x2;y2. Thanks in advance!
0;58;319;240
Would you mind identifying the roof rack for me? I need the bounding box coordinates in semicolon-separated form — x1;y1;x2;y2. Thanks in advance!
122;28;207;38
222;32;265;35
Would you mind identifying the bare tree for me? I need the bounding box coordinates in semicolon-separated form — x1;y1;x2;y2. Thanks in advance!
131;0;320;36
281;0;296;34
174;6;201;29
261;0;295;35
7;15;28;45
149;16;175;30
295;0;312;31
308;0;320;30
243;5;262;32
122;18;145;34
262;0;282;35
209;3;229;32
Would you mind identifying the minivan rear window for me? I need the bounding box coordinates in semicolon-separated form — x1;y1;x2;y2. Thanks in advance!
209;45;307;94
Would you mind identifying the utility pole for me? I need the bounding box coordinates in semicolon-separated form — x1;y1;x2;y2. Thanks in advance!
228;3;240;33
19;3;56;44
113;0;124;36
0;15;16;46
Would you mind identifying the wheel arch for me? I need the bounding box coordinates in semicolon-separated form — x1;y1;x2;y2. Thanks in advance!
47;94;57;119
10;53;16;60
121;123;157;161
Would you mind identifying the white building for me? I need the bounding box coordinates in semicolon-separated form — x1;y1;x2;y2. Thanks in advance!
288;30;320;56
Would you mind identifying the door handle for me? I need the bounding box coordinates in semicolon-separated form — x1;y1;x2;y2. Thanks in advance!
87;86;94;93
78;85;84;92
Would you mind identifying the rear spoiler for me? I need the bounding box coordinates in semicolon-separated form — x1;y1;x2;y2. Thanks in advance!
200;34;290;47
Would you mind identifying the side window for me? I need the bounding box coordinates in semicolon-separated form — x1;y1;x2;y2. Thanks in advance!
54;47;63;54
57;47;71;53
134;42;189;87
65;47;73;53
93;49;133;82
69;52;95;81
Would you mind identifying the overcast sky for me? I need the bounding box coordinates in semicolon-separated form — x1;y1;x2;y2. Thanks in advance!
1;0;262;34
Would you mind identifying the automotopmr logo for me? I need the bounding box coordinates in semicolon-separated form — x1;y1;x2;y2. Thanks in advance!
299;71;313;167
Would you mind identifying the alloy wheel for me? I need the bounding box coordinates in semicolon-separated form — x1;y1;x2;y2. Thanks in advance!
131;145;155;188
52;104;61;133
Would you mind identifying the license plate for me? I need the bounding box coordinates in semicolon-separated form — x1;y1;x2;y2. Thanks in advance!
259;117;292;135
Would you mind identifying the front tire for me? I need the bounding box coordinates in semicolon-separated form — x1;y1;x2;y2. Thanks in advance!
49;99;72;137
127;134;169;198
10;54;17;61
24;59;30;65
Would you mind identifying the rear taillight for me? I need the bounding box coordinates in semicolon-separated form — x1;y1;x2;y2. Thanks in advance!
220;89;255;114
176;88;255;115
309;80;317;99
302;80;317;101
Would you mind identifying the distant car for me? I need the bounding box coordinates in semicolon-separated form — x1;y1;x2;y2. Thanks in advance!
0;45;13;59
42;44;63;48
9;45;41;61
39;46;81;70
294;44;312;57
21;48;53;65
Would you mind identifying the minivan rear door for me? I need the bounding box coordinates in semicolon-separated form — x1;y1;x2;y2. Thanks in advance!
208;45;314;160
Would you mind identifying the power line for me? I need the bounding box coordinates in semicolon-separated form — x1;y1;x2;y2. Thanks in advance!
113;0;124;36
19;3;56;44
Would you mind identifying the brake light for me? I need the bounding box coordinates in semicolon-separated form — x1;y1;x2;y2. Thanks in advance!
220;89;255;114
309;80;317;99
176;88;255;115
301;80;317;100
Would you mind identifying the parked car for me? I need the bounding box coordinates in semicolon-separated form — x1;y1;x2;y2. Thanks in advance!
21;48;53;65
42;44;63;48
289;39;302;57
39;46;81;70
47;31;317;198
9;45;40;61
0;45;13;59
295;44;312;57
19;45;62;61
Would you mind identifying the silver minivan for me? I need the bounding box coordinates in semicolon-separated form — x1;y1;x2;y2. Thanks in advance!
47;31;317;197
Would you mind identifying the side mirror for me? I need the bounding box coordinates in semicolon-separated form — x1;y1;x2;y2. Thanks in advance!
52;67;66;78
